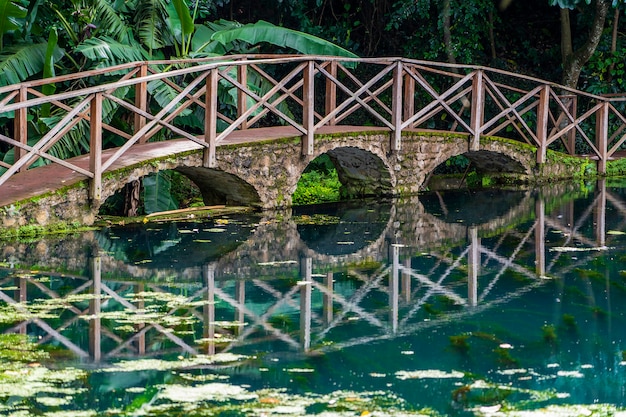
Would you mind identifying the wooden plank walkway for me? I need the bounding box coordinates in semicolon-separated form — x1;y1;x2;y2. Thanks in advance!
0;125;389;207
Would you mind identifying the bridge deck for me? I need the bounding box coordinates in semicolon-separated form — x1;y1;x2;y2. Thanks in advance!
0;126;390;207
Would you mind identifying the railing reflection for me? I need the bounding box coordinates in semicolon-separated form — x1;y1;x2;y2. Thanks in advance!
0;180;621;362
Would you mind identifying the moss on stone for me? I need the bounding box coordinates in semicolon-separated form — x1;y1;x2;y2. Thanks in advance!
0;220;96;242
481;135;538;152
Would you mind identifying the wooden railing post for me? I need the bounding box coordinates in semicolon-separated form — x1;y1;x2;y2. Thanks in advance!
403;67;415;125
134;63;148;143
536;85;549;164
567;96;577;154
302;60;314;156
391;60;403;151
89;93;103;202
467;227;479;307
204;68;219;167
14;85;27;170
596;101;609;174
237;63;248;130
469;70;484;152
325;60;337;126
89;255;102;362
595;179;606;247
535;197;545;277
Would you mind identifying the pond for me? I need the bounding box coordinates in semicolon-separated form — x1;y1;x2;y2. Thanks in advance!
1;179;626;416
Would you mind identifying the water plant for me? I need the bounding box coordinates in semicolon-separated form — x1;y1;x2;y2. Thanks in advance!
542;324;557;344
562;313;577;331
449;334;470;353
494;347;519;367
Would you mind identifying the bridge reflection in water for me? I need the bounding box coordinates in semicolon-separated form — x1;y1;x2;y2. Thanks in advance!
0;180;620;363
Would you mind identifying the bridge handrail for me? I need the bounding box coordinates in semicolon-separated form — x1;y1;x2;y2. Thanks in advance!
4;55;622;108
2;54;626;202
2;55;620;102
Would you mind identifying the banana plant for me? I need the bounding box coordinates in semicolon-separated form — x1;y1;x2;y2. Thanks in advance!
0;0;358;213
0;0;25;50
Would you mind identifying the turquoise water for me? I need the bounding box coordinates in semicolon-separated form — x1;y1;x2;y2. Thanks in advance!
1;181;626;415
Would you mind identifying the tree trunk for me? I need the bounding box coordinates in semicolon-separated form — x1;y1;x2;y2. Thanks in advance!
442;0;457;66
607;7;619;81
124;180;141;217
560;0;610;89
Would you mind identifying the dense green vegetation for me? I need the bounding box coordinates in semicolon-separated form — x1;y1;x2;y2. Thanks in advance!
2;0;626;210
3;0;626;116
293;154;341;205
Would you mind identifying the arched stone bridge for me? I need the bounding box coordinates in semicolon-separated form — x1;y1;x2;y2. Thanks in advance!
0;55;618;229
0;127;580;228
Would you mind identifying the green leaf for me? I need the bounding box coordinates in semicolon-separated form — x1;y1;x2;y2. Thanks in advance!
169;0;194;38
147;78;192;117
211;20;358;58
0;42;63;86
75;36;145;64
143;172;179;214
23;0;44;40
92;0;131;43
190;24;224;55
41;27;58;116
135;0;168;53
42;27;58;85
0;0;26;36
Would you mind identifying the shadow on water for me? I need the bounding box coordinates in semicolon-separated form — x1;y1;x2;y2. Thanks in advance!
96;212;261;269
293;199;392;256
419;189;528;225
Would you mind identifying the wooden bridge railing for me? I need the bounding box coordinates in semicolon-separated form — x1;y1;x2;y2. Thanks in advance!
1;54;626;203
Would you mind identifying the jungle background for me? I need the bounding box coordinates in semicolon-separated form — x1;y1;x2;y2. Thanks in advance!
1;0;625;211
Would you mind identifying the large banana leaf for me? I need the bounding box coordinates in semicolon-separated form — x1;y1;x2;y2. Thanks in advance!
190;24;224;56
0;42;63;86
210;20;358;58
134;0;169;53
166;0;195;56
75;36;145;65
92;0;131;43
0;0;25;49
41;27;58;116
168;0;194;39
143;172;178;214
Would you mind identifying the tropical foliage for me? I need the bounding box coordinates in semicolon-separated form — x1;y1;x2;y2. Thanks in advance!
293;155;342;205
0;0;357;213
4;0;626;211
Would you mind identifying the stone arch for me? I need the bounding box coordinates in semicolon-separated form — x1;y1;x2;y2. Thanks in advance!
96;157;193;216
430;148;531;178
421;138;534;189
175;167;262;207
296;139;396;202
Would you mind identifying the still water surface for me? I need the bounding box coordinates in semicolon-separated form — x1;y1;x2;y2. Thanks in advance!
2;181;626;416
